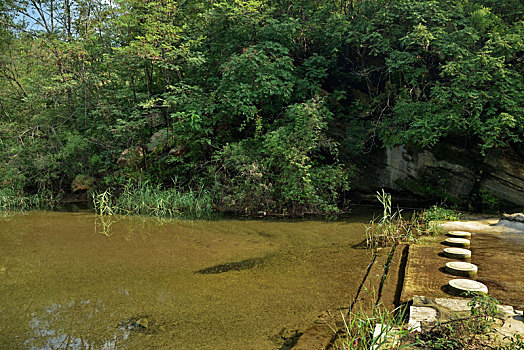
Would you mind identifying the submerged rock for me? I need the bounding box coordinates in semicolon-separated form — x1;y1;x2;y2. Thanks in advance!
119;316;153;333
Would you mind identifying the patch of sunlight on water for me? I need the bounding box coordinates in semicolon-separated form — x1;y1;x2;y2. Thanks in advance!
0;211;375;349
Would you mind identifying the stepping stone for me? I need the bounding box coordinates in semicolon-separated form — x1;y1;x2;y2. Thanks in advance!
444;237;470;248
448;279;488;296
408;306;438;332
443;247;471;259
445;261;478;278
447;230;472;238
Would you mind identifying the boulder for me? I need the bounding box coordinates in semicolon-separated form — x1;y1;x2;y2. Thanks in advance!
495;213;524;232
71;175;94;193
116;146;144;168
501;213;524;223
168;145;187;158
147;129;168;153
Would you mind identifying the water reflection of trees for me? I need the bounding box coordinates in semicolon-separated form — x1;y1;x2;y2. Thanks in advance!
25;299;128;350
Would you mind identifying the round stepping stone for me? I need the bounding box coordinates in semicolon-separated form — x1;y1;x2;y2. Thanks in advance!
445;261;478;278
447;230;472;238
448;279;488;296
444;237;470;248
443;247;471;259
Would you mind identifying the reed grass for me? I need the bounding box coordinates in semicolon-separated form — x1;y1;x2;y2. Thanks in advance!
365;190;414;249
92;180;213;219
0;187;60;211
332;292;412;350
365;190;449;249
335;307;411;349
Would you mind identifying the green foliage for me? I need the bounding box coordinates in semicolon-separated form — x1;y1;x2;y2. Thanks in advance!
468;293;499;334
1;0;523;214
478;188;501;212
339;0;524;152
415;293;503;350
217;41;295;127
423;205;461;222
497;334;524;350
213;98;351;215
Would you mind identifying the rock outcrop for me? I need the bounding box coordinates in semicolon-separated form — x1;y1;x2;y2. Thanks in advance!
71;175;95;193
495;213;524;232
352;142;524;208
480;148;524;207
116;146;144;168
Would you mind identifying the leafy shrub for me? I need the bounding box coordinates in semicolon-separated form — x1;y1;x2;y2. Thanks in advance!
212;98;351;215
414;293;502;350
479;189;501;212
423;205;461;222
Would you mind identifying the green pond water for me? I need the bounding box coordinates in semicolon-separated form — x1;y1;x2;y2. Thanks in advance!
0;211;376;349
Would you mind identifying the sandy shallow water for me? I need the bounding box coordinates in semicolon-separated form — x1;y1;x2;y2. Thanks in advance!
0;211;375;349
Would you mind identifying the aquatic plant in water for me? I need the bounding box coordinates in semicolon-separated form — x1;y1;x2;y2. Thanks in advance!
0;187;60;211
92;180;213;219
366;191;452;249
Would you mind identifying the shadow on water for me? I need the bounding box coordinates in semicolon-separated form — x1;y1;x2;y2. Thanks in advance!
351;239;369;249
195;256;271;274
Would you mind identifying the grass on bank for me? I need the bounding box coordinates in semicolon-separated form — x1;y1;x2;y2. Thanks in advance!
333;293;523;350
92;180;213;219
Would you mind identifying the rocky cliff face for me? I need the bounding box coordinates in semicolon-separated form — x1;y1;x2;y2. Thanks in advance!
480;148;524;207
352;143;524;208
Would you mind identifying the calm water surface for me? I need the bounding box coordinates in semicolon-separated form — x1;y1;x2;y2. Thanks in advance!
0;211;374;349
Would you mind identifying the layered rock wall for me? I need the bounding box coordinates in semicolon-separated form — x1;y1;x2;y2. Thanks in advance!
352;143;524;207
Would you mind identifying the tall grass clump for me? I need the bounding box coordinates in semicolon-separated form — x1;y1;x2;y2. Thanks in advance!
92;180;213;219
0;187;60;211
365;190;415;249
365;191;457;249
333;302;411;349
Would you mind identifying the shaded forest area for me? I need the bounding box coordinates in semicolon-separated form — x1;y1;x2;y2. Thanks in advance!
1;0;523;215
